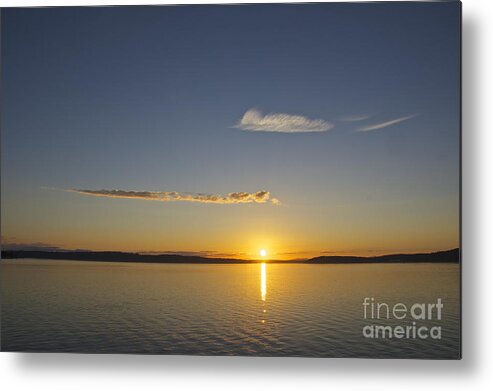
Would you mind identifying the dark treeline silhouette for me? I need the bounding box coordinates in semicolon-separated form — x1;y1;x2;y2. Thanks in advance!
1;248;459;264
306;248;459;264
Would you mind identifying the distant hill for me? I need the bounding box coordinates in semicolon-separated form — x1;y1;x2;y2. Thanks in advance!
1;248;460;264
0;250;250;264
306;248;460;264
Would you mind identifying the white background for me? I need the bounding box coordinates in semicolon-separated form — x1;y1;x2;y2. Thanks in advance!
0;0;490;389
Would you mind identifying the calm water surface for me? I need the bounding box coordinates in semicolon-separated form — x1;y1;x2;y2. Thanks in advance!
1;260;460;358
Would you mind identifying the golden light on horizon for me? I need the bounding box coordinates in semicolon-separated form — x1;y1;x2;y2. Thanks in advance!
259;249;267;258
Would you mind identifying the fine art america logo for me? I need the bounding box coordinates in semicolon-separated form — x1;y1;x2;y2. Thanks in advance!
362;297;443;340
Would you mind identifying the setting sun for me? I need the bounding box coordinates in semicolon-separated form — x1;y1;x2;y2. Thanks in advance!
259;249;267;258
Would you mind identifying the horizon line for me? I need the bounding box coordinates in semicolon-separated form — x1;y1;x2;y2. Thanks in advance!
1;247;460;263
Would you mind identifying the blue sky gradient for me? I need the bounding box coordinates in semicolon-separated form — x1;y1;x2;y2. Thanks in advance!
1;3;460;258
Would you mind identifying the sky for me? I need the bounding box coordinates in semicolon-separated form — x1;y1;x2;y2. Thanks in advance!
1;2;461;260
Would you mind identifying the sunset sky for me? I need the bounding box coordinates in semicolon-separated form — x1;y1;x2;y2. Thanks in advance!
1;3;460;260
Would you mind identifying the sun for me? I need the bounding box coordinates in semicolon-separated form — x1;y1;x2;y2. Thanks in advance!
259;249;267;258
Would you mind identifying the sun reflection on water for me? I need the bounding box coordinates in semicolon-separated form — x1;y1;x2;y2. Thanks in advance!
260;262;267;324
261;263;266;302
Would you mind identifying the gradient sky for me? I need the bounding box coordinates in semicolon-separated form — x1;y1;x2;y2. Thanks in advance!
1;2;460;259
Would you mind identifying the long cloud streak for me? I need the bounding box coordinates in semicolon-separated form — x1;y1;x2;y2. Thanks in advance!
235;108;332;133
65;188;280;205
357;114;418;132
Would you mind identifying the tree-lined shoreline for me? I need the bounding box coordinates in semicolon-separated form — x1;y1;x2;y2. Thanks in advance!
1;248;460;264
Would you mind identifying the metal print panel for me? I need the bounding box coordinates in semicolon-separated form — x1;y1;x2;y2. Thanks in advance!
0;1;461;358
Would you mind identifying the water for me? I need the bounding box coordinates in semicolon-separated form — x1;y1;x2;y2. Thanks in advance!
0;260;460;358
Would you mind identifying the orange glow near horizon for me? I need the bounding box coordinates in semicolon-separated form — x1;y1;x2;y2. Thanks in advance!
1;184;460;260
2;222;460;261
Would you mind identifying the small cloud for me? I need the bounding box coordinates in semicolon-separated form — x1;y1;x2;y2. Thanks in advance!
357;114;419;132
64;188;280;205
235;108;332;133
339;114;372;122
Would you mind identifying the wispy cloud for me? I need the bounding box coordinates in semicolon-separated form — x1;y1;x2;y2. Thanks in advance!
235;108;332;133
65;188;281;205
357;114;418;132
339;114;372;122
